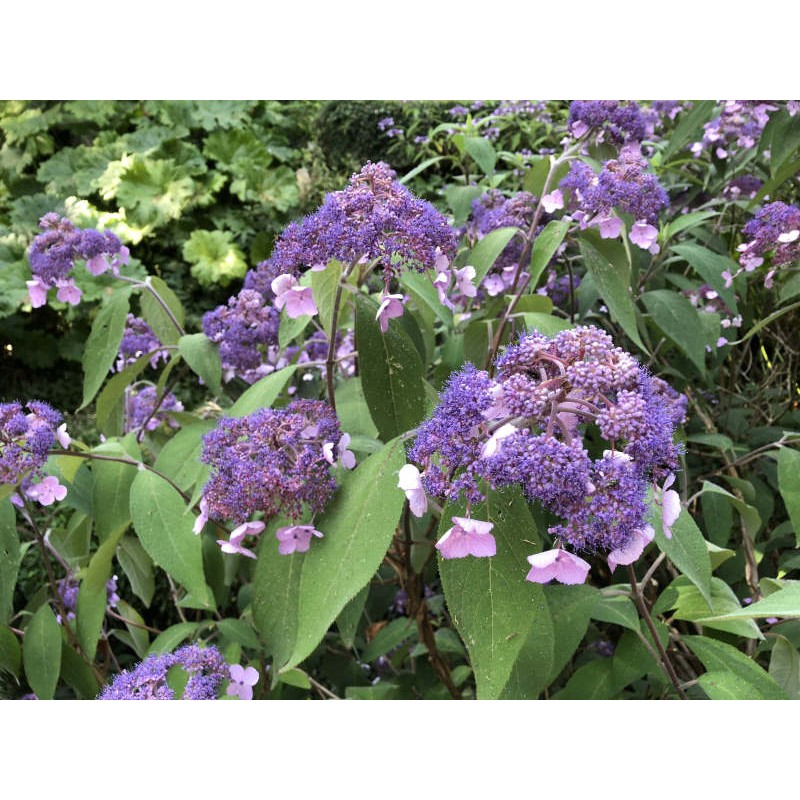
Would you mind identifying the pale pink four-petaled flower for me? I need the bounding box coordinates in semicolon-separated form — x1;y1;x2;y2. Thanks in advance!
323;433;356;469
375;292;405;333
657;474;681;539
480;422;518;458
607;524;655;572
271;274;318;318
435;516;496;560
25;476;68;506
217;520;266;559
227;664;260;700
397;464;428;518
629;221;660;254
525;548;591;585
275;524;324;555
541;189;565;213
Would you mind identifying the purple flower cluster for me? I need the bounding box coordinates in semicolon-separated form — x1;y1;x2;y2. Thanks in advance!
0;400;68;486
55;574;119;625
115;315;169;372
732;202;800;288
567;101;647;144
684;285;741;347
202;289;280;383
248;162;457;286
377;116;403;138
98;644;227;700
722;175;762;202
691;101;777;159
641;101;685;139
199;400;342;525
537;269;581;308
410;326;686;559
27;213;129;308
124;386;183;433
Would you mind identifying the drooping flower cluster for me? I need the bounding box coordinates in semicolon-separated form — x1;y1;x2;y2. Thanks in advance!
729;201;800;288
641;101;685;139
537;269;582;308
202;289;280;383
124;386;184;433
683;285;741;348
115;315;170;372
98;644;228;700
199;400;345;526
560;144;669;251
27;213;129;307
567;101;647;145
722;175;762;202
0;401;69;486
55;574;119;625
247;161;457;288
690;101;777;159
407;326;686;582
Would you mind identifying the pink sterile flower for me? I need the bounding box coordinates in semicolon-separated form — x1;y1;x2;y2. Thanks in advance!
397;464;428;518
275;524;324;555
226;664;260;700
525;548;591;585
375;292;405;333
86;253;110;275
778;229;800;243
453;265;478;298
433;269;455;310
271;274;318;318
26;277;49;308
217;520;265;559
56;423;71;448
322;433;356;469
480;422;518;458
541;189;565;213
483;273;506;296
25;476;67;506
55;278;83;305
193;497;210;535
595;214;623;239
655;473;681;539
435;516;496;559
607;525;655;572
629;221;660;253
570;120;590;139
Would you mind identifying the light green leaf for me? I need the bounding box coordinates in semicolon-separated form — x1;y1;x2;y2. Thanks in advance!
311;259;343;338
399;271;453;327
589;593;641;632
464;136;496;175
129;470;214;609
641;289;707;374
701;481;761;539
59;641;100;699
695;583;800;622
91;438;140;543
178;333;222;395
80;287;131;409
355;294;426;441
685;635;787;699
520;312;573;336
95;351;152;436
671;243;739;313
117;535;155;608
215;618;261;650
578;231;645;351
336;585;369;649
778;448;800;547
555;658;616;699
147;622;201;655
285;437;406;670
140;276;185;346
0;498;20;625
529;219;570;291
153;420;215;493
227;365;297;418
183;229;247;288
663;210;718;241
0;624;21;677
361;617;417;662
116;599;150;659
661;101;718;161
23;604;62;700
769;635;800;699
466;227;519;284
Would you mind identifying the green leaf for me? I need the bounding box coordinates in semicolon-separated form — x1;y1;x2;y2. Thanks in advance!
153;420;215;493
399;271;453;327
59;641;100;699
0;498;20;625
671;243;739;313
227;365;297;418
77;526;126;659
663;210;718;241
80;287;131;409
694;583;800;622
140;276;185;346
178;333;222;395
578;231;645;351
336;585;369;649
285;437;406;670
23;604;62;700
115;599;149;659
778;448;800;547
779;272;800;304
641;289;707;374
183;230;247;288
555;658;616;699
589;593;641;632
278;668;311;690
129;470;214;609
661;101;718;161
361;617;417;662
95;351;153;436
466;227;519;284
0;624;21;677
463;136;496;175
519;312;573;336
698;670;769;700
440;486;557;700
769;635;800;699
529;219;570;291
147;622;200;655
215;618;261;650
685;635;787;699
91;439;140;542
311;259;343;338
117;535;155;608
701;481;761;539
334;378;379;439
652;508;713;607
354;294;426;441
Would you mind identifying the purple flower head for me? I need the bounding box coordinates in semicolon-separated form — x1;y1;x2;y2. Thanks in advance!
200;400;342;526
98;644;228;700
252;162;456;285
1;400;64;486
124;386;183;433
567;101;647;145
115;315;170;372
723;175;762;201
227;664;260;700
690;101;777;159
732;202;800;286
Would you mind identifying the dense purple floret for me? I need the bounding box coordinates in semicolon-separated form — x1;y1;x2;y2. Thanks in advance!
740;201;800;268
561;144;669;225
124;386;183;433
0;400;63;485
200;400;342;525
690;101;777;158
409;326;686;555
247;161;457;287
115;315;169;372
568;101;647;144
98;644;227;700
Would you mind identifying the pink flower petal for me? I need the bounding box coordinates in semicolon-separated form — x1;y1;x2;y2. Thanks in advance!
526;549;590;585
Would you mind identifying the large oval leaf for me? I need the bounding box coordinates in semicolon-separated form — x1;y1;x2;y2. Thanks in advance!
0;498;20;625
23;604;62;700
